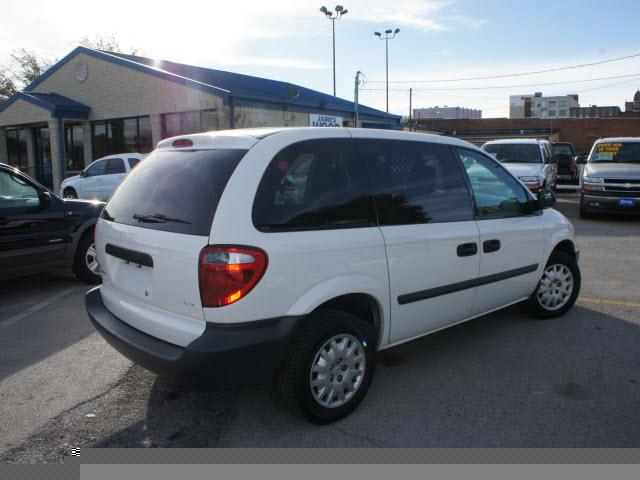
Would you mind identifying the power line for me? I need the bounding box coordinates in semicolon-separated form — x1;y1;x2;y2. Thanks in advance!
359;72;640;92
366;52;640;84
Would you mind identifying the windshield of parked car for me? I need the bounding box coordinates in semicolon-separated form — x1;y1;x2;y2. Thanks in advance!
591;142;640;164
552;144;575;157
482;144;543;164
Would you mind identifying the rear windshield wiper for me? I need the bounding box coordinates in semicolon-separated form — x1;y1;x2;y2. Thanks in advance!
133;213;191;224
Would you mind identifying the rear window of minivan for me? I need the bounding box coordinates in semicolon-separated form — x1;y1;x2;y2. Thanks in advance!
101;149;247;236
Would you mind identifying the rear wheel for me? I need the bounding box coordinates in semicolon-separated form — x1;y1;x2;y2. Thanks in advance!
73;232;101;284
527;250;580;319
276;309;376;423
63;187;78;199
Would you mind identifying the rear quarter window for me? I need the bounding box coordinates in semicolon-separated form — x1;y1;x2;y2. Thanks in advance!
252;139;376;231
102;149;246;235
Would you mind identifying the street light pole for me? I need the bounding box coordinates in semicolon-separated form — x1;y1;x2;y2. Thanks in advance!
374;28;400;112
320;5;348;97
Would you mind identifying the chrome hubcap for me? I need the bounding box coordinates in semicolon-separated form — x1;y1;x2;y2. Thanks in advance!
537;263;573;311
85;244;99;273
310;334;366;409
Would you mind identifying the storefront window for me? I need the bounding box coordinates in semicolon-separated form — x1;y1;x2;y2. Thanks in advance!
6;129;28;172
91;116;153;160
64;124;85;172
161;110;218;139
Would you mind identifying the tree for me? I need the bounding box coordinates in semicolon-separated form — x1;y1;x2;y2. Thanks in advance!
79;34;140;55
10;49;52;85
0;70;17;102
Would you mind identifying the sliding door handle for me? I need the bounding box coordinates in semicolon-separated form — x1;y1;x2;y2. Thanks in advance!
457;242;478;257
483;239;501;253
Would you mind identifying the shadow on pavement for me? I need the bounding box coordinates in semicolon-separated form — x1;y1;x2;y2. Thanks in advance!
92;303;640;448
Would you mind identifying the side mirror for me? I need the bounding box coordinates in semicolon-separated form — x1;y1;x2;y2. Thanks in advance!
80;170;88;177
575;155;587;165
39;190;52;210
536;189;556;209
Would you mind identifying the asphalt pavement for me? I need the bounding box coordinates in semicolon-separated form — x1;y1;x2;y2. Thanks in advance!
1;188;639;461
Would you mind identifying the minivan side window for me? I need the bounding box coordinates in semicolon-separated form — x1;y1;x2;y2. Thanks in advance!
0;170;40;209
105;158;125;175
455;148;534;218
252;139;376;231
358;139;473;225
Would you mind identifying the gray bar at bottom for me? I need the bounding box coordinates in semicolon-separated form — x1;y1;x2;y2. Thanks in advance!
81;463;640;480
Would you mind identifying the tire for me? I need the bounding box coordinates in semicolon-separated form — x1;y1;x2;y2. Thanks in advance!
63;187;78;199
579;205;594;219
73;231;102;284
276;309;376;423
527;250;580;319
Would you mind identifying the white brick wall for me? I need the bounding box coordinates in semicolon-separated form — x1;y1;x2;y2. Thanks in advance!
0;99;49;127
31;53;226;124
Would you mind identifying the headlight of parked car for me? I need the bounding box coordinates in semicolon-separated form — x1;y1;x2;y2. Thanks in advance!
519;176;540;184
582;176;604;191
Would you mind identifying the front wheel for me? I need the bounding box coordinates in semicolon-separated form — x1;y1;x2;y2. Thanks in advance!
527;250;580;319
276;309;376;423
73;232;102;284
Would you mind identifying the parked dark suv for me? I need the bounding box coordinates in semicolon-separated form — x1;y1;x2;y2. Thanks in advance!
0;163;104;283
551;142;579;184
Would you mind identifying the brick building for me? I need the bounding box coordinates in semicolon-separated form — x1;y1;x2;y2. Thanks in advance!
0;47;400;192
415;117;640;153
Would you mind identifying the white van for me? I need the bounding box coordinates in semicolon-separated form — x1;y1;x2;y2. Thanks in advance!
85;128;580;422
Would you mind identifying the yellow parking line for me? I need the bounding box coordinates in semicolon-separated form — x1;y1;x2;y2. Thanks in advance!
578;296;640;309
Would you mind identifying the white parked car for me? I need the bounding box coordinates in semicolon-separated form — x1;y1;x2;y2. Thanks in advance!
85;128;580;423
481;139;558;194
60;153;145;201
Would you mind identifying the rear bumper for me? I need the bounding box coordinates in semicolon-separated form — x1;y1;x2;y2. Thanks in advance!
581;193;640;214
85;287;300;387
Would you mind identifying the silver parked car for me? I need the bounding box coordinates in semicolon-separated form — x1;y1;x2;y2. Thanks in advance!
580;137;640;218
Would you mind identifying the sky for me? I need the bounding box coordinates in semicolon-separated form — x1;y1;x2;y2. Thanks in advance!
2;0;640;118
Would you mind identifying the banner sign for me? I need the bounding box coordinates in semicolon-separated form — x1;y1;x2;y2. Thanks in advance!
310;113;343;127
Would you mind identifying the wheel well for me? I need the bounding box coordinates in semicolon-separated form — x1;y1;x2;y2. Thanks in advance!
552;239;576;259
310;293;382;345
63;186;76;193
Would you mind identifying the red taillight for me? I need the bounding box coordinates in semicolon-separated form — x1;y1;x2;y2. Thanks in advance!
199;246;268;307
569;160;576;173
172;138;193;148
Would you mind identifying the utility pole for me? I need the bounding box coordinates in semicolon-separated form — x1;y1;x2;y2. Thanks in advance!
320;5;348;96
374;28;400;112
354;71;363;127
409;87;413;132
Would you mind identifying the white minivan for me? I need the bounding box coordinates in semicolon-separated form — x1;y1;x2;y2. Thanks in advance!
85;128;580;423
60;153;145;201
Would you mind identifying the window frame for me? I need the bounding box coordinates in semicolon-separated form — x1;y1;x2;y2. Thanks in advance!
105;157;126;175
357;138;476;227
252;138;378;233
90;116;153;160
160;109;219;139
0;167;43;213
451;146;538;220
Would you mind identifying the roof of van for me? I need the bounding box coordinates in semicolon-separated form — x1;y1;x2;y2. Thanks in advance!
156;127;479;151
483;138;548;145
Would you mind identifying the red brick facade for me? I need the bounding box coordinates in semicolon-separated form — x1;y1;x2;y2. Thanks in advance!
417;117;640;153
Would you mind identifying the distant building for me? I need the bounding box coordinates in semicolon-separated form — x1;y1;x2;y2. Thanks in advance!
510;92;579;119
570;105;621;118
624;89;640;113
413;106;481;120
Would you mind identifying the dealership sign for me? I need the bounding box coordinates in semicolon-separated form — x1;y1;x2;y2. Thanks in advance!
310;113;343;127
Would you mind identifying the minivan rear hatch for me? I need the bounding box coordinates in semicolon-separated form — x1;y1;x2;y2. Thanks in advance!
96;146;249;346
